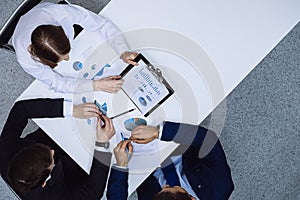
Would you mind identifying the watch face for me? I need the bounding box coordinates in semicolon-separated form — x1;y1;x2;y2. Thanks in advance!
104;142;109;149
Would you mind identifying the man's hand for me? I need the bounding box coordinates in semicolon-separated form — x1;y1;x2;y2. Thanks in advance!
93;76;124;93
120;51;138;66
73;103;101;119
130;125;159;144
113;140;133;167
96;114;115;143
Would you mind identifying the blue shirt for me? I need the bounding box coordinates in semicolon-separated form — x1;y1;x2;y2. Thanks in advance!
153;155;199;200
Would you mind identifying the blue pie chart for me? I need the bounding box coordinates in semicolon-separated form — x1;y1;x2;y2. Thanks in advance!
139;97;147;106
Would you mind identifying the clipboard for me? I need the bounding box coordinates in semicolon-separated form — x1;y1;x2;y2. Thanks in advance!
120;54;174;117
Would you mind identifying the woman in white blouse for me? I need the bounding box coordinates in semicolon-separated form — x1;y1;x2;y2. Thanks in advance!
12;2;137;93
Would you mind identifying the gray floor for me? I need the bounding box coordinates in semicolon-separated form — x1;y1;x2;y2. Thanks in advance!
0;1;299;200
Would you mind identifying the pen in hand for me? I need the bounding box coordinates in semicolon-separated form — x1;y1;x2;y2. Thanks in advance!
120;132;131;160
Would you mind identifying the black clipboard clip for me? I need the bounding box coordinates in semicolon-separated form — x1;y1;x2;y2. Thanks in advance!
146;64;164;83
120;53;164;83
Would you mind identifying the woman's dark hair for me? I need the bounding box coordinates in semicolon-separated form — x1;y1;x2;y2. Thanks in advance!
7;143;53;193
153;190;192;200
29;25;71;68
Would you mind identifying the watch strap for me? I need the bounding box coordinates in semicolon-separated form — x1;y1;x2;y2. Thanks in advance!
95;141;110;149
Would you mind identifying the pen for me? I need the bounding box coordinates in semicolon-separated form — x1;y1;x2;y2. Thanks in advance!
120;132;131;160
111;108;136;119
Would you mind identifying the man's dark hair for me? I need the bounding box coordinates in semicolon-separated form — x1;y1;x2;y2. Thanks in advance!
29;25;71;68
7;143;52;193
153;190;192;200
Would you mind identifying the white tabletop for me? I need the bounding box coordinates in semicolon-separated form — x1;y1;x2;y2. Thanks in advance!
17;0;299;196
99;0;299;136
101;0;299;97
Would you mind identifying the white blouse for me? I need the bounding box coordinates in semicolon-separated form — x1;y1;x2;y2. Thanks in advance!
12;2;129;93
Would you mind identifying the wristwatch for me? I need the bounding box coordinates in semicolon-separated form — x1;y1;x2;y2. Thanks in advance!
95;141;110;149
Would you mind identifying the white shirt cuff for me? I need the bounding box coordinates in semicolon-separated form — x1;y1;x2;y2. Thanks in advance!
108;35;130;56
63;98;73;117
116;43;130;56
95;146;111;152
112;163;128;170
158;123;164;139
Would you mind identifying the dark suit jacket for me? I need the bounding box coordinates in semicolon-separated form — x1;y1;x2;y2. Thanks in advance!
106;166;129;200
0;99;112;200
106;122;234;200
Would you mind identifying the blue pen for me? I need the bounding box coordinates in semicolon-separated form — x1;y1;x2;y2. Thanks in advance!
120;132;131;160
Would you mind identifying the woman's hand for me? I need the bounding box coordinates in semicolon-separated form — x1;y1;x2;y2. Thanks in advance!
73;103;101;119
93;76;124;93
120;51;138;66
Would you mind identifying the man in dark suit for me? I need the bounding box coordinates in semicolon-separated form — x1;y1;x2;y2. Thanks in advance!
106;122;234;200
0;98;115;200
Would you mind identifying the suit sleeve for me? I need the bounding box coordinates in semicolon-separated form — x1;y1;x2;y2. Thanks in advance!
0;98;64;140
106;166;128;200
161;121;206;147
161;121;234;199
60;151;112;200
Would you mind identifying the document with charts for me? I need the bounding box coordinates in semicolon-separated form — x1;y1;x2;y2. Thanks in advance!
120;54;174;117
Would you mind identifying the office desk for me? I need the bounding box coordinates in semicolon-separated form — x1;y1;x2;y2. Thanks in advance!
100;0;299;116
17;0;299;196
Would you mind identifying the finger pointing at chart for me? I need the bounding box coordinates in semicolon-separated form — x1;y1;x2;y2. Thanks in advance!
93;76;124;93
